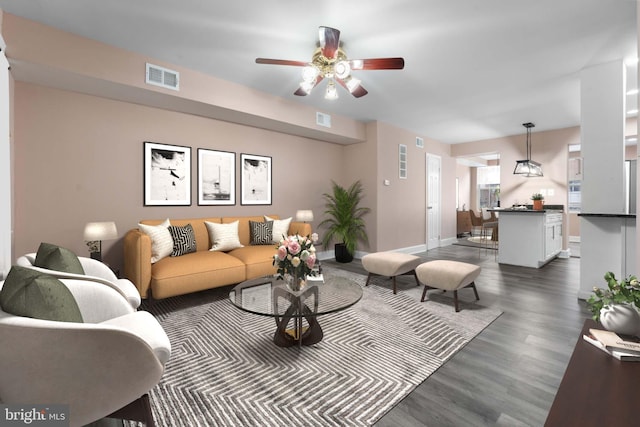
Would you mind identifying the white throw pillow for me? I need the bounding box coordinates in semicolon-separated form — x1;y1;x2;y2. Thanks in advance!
205;220;244;252
138;219;173;263
264;216;292;244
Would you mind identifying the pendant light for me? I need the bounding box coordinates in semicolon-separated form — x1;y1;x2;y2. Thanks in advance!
513;122;543;177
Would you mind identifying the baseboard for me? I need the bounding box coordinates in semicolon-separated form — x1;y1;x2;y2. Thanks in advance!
558;249;571;259
569;236;581;243
577;289;592;301
440;237;457;247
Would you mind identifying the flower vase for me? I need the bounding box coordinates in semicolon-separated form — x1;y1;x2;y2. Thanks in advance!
533;200;544;210
600;304;640;336
285;272;307;292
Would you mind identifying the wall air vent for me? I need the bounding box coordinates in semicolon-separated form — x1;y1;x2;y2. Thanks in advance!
146;63;179;91
316;112;331;128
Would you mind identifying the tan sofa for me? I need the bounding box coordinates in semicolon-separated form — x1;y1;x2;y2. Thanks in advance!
123;215;311;299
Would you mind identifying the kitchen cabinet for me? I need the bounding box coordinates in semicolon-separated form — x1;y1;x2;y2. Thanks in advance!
492;209;563;268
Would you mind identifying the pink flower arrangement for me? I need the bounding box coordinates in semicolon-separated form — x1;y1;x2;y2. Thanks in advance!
273;234;318;280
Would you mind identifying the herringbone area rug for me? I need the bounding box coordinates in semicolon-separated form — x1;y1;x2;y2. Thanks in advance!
140;268;501;426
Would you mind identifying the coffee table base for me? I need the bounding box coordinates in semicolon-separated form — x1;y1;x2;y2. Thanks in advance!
273;285;323;347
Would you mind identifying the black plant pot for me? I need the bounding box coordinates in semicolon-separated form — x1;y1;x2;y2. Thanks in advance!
334;243;354;263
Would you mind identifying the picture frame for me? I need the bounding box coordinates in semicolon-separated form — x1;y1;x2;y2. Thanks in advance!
144;141;191;206
241;153;272;205
198;149;236;205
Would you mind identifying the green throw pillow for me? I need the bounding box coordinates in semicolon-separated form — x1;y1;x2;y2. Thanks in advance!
0;266;83;322
34;242;85;275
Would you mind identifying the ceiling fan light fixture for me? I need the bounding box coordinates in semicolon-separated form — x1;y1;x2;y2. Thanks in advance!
344;76;361;93
299;80;315;94
334;60;351;79
325;80;338;100
301;65;319;83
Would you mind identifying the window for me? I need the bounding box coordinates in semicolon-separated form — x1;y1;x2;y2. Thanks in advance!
477;165;500;209
568;180;581;212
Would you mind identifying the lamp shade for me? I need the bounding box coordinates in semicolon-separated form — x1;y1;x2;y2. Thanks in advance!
295;210;314;222
84;221;118;241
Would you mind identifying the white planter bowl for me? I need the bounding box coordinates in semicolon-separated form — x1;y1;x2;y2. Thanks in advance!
600;304;640;336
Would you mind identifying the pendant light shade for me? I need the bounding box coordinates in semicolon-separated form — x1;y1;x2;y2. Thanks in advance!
513;122;543;177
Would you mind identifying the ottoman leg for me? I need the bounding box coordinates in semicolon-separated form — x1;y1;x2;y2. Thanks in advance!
392;276;397;294
365;273;373;287
453;290;460;312
470;281;480;301
420;284;429;302
412;270;420;287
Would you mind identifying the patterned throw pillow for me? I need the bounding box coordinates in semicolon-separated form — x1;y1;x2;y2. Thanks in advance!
264;216;292;244
138;219;173;263
204;220;244;252
249;220;273;245
168;224;197;257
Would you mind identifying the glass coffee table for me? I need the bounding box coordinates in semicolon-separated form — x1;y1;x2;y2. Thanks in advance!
229;275;363;348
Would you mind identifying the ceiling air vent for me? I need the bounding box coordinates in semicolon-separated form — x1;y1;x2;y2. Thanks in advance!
316;112;331;128
146;63;179;91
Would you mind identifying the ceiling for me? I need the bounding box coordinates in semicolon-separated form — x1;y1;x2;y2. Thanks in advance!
0;0;637;144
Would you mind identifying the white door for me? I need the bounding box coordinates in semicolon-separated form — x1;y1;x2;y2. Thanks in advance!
427;154;441;250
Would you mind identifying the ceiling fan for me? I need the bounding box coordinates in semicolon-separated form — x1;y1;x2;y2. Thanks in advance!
255;26;405;99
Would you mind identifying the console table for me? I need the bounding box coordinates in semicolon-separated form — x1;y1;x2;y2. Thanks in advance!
545;319;640;426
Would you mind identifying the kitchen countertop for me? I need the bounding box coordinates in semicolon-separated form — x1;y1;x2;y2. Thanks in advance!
578;212;636;218
488;207;564;213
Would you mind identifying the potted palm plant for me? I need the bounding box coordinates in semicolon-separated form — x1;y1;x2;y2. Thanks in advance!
319;180;371;263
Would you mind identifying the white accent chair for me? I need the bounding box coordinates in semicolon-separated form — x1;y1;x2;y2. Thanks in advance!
17;253;141;309
0;278;170;426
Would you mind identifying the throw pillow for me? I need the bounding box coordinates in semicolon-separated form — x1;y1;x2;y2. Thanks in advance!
33;242;85;275
205;220;244;252
168;224;197;257
249;220;274;245
138;219;173;263
0;266;83;323
264;216;292;244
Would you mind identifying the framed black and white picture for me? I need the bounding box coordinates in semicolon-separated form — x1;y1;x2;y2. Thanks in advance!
241;153;272;205
198;149;236;205
143;141;191;206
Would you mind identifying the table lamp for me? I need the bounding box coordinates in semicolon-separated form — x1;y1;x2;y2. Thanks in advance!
84;221;118;261
295;210;314;223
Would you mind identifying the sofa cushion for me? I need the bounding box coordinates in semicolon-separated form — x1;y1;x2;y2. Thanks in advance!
205;220;244;251
151;251;246;299
249;220;273;245
228;246;279;278
265;215;292;244
34;242;85;275
168;224;197;257
138;219;173;263
0;266;84;322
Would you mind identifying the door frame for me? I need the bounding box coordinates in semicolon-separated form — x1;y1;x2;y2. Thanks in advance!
426;153;442;250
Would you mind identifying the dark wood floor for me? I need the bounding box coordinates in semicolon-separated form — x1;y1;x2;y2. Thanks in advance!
324;244;590;427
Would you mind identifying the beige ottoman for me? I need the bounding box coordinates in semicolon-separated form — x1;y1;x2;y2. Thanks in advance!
415;260;481;312
361;252;422;294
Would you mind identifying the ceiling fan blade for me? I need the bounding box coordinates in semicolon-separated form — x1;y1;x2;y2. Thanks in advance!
294;76;324;96
337;79;368;98
319;26;340;59
350;57;405;70
255;58;308;67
